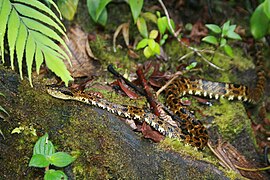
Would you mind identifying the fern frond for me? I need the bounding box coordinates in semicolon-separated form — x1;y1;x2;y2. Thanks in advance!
0;0;73;86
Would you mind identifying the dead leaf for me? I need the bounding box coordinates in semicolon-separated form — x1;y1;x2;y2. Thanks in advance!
114;79;139;99
113;22;130;52
190;21;208;43
61;25;101;78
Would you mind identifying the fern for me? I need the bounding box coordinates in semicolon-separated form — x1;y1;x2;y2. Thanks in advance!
0;0;73;86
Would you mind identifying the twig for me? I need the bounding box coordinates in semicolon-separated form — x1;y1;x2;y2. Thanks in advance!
157;0;225;71
235;165;270;172
107;64;145;95
136;66;160;116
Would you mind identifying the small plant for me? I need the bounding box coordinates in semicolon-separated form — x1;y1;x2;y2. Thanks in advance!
250;0;270;39
202;20;242;57
29;133;75;180
136;11;174;58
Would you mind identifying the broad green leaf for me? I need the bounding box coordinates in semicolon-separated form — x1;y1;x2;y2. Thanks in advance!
202;36;218;46
263;0;270;19
157;17;167;35
137;17;148;38
14;0;66;31
228;24;236;33
48;152;75;167
16;23;28;79
222;20;230;37
141;12;157;23
226;31;242;40
7;9;20;70
143;46;153;58
57;0;79;20
86;0;108;26
33;133;55;156
220;38;227;47
14;3;66;37
149;30;158;39
87;0;99;21
0;0;12;63
165;18;175;34
224;44;234;57
96;7;108;26
95;0;111;22
45;170;67;180
136;38;148;50
147;39;156;51
153;42;160;55
25;35;36;87
129;0;143;23
35;47;44;75
45;53;73;86
29;154;50;168
250;4;270;39
30;30;70;63
21;17;71;58
205;24;221;34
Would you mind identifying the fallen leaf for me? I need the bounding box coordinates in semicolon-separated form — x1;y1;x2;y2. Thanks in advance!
61;25;101;78
141;122;165;142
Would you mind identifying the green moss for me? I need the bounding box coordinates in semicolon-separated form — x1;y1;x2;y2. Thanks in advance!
159;138;219;165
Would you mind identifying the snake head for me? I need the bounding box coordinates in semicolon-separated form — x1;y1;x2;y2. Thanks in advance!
46;84;74;100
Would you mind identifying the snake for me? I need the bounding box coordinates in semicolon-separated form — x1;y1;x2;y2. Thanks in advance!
47;51;265;150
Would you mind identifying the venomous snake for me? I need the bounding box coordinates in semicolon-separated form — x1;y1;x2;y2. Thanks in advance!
47;51;265;150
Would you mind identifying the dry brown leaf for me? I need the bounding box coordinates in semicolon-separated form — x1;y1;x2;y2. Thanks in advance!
61;25;101;78
113;22;130;52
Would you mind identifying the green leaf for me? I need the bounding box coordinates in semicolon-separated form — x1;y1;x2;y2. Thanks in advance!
147;39;156;51
44;53;73;86
220;38;227;47
224;44;234;57
48;152;75;167
29;154;50;168
149;30;158;39
25;35;36;87
35;47;44;75
222;20;230;37
57;0;79;20
87;0;108;26
226;31;242;40
7;9;20;70
136;38;148;50
30;30;70;63
165;18;175;34
202;36;218;46
250;4;270;39
33;133;55;156
143;46;153;58
141;12;157;23
16;23;28;79
157;17;167;35
0;0;12;63
263;0;270;19
14;0;66;31
153;42;160;55
44;170;67;180
205;24;221;34
21;17;71;58
186;62;197;70
136;17;148;38
95;0;111;22
129;0;143;23
13;3;66;37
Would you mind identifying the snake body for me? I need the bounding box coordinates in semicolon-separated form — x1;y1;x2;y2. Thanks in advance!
47;51;265;149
